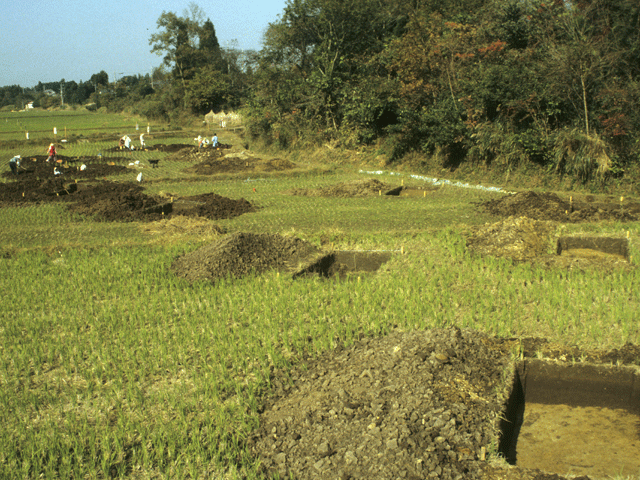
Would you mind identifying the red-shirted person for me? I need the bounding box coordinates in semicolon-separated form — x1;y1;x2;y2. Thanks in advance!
46;143;57;162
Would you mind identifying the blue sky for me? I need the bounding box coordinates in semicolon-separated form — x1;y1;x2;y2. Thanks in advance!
0;0;287;88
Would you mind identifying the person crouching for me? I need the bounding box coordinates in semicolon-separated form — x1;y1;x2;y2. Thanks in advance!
9;155;20;176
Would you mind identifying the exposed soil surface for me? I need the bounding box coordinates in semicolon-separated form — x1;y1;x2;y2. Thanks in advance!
64;185;256;222
469;192;637;270
171;232;319;283
248;329;640;480
479;191;640;223
65;182;165;221
185;150;298;175
249;328;514;480
1;155;128;203
1;167;255;223
288;179;398;197
170;192;257;221
104;143;199;153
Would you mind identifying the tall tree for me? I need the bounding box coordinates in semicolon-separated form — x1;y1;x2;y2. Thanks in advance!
199;19;224;69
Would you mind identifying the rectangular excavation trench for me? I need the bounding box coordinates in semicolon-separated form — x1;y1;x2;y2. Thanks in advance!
499;360;640;478
293;251;392;279
557;236;630;260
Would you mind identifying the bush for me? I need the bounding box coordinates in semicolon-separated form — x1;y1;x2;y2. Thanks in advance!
550;128;613;182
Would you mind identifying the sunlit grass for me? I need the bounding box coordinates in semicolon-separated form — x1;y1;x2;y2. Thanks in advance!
0;112;639;478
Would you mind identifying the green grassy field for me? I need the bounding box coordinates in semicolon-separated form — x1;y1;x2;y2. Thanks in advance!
1;113;639;478
0;109;163;143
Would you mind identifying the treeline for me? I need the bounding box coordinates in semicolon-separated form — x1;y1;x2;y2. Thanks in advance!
0;4;251;120
246;0;640;182
4;0;640;182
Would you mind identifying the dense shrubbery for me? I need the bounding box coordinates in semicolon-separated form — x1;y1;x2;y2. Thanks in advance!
244;0;640;184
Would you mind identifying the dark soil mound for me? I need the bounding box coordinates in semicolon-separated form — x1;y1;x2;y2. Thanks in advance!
104;143;196;153
186;153;296;175
1;156;128;205
167;146;217;163
249;328;514;480
171;232;319;283
63;183;255;223
151;143;196;153
65;181;164;222
480;191;640;222
288;179;396;197
172;192;256;220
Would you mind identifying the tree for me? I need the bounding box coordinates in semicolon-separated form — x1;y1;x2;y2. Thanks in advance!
185;65;230;114
256;0;401;137
200;19;224;69
548;8;620;136
90;71;109;89
149;4;225;110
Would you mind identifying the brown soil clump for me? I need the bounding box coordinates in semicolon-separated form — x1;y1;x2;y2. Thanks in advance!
249;328;514;480
105;143;196;153
466;217;632;271
288;178;397;197
186;151;297;175
479;191;640;222
466;217;556;262
65;182;165;222
0;156;128;205
171;232;319;283
249;329;640;480
171;192;257;220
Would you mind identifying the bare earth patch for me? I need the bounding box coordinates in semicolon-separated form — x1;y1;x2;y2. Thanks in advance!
287;179;398;197
479;190;640;223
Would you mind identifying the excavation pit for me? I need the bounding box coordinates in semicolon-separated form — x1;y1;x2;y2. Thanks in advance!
294;250;391;279
557;236;629;260
499;360;640;478
385;186;438;197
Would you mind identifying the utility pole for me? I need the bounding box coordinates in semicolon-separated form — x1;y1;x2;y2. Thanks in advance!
60;81;64;107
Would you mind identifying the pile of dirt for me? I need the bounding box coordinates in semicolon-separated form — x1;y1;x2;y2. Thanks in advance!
247;328;640;480
0;155;129;187
466;217;557;262
288;179;397;197
466;217;633;271
186;151;297;175
249;328;515;480
171;192;257;220
65;182;165;222
60;182;255;223
104;143;196;153
165;146;223;164
1;156;128;205
479;191;640;222
171;232;319;283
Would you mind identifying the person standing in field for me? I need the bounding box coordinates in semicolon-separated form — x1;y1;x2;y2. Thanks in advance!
212;133;218;148
124;135;132;150
46;143;57;162
9;155;20;176
140;133;145;148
